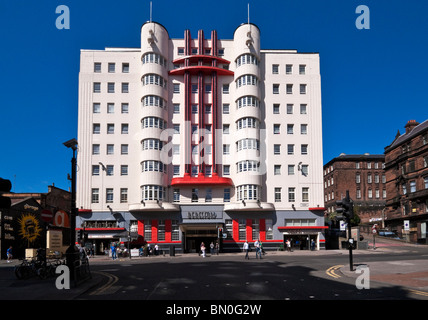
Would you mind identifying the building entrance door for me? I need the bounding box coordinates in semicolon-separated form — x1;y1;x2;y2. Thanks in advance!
181;224;221;253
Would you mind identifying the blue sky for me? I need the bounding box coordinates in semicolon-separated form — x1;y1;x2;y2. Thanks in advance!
1;0;427;193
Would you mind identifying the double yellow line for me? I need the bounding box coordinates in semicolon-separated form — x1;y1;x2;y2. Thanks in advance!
408;289;428;298
89;271;119;296
326;265;344;279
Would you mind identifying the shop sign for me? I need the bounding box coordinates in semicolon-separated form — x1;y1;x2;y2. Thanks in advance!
181;205;224;222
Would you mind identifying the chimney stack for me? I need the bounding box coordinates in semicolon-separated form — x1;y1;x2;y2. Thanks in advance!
405;120;419;134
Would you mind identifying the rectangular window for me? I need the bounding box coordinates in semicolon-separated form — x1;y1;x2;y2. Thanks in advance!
252;219;259;240
120;188;128;203
121;124;129;134
94;63;101;73
93;124;100;134
108;63;115;73
272;64;279;74
173;189;180;202
286;64;293;74
273;124;280;134
121;144;128;155
121;103;129;114
288;188;295;202
300;84;307;94
173;83;180;93
273;84;279;94
205;188;212;202
299;64;306;75
91;188;99;203
274;144;281;155
92;144;100;155
106;188;114;203
275;188;282;202
265;219;273;240
93;82;101;93
273;104;280;114
122;82;129;93
144;220;152;241
158;220;165;241
222;84;229;94
223;104;230;114
302;187;309;202
93;103;100;113
286;84;293;94
239;219;246;241
224;188;231;202
121;165;128;176
171;220;179;240
192;188;199;202
107;124;114;134
108;82;115;93
122;63;129;73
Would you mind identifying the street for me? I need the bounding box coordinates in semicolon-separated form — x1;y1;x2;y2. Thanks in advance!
1;236;427;305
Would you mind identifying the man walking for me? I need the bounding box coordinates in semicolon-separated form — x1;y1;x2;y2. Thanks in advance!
243;241;250;259
254;239;262;259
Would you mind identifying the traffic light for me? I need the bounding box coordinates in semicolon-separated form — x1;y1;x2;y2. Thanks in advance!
78;229;84;241
0;178;12;209
336;191;354;221
218;228;223;238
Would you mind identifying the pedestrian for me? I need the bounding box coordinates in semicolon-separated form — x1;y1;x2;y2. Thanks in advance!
254;239;261;259
154;244;159;255
311;239;316;251
111;242;117;260
243;241;250;259
6;246;12;263
215;241;219;255
286;239;291;252
200;242;206;257
210;242;214;255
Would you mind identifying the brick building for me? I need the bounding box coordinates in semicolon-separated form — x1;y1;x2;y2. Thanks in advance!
324;153;386;224
384;119;428;243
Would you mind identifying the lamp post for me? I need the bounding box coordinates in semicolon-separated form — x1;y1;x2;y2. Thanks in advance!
63;138;79;279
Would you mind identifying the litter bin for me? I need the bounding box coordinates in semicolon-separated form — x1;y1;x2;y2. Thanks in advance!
170;246;175;256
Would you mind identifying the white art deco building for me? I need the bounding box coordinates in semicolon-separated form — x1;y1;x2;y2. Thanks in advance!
76;21;326;254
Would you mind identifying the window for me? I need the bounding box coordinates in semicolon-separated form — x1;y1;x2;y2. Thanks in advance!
171;220;180;240
93;124;100;134
192;104;198;114
273;84;279;94
288;165;295;175
286;84;293;94
223;165;230;176
275;188;282;202
173;83;180;93
301;124;308;135
94;63;101;73
107;103;114;114
106;164;114;176
300;84;307;94
299;64;306;75
272;64;279;74
224;188;231;202
92;144;100;155
93;82;101;93
107;144;114;155
222;84;229;94
173;189;180;202
274;165;281;175
142;95;166;108
424;177;428;189
239;219;246;241
205;84;212;93
106;188;114;203
121;144;128;155
287;124;294;134
121;165;128;176
191;84;198;93
173;104;180;114
205;104;212;114
273;104;280;114
300;104;307;114
223;104;230;114
301;144;308;155
301;165;309;176
108;82;115;93
302;187;309;202
122;63;129;73
121;124;129;134
286;64;293;74
236;185;259;201
287;104;293;114
93;103;100;113
192;188;199;202
158;220;165;241
274;144;281;155
178;48;184;55
273;124;280;134
91;189;99;203
356;173;361;184
287;144;294;155
121;103;129;114
107;124;114;134
205;188;212;202
92;165;100;176
288;188;295;202
108;63;115;73
142;74;166;88
122;83;129;93
223;144;230;155
237;96;260;109
142;185;165;201
410;181;416;193
144;220;152;241
252;219;259;240
120;188;128;203
224;219;233;239
223;124;230;134
236;74;258;88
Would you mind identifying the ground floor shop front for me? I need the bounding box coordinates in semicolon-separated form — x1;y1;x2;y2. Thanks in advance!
76;205;327;254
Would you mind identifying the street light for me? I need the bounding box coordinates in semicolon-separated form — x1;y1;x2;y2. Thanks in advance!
63;138;79;278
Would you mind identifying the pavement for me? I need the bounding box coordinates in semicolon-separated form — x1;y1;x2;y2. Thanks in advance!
0;236;427;300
